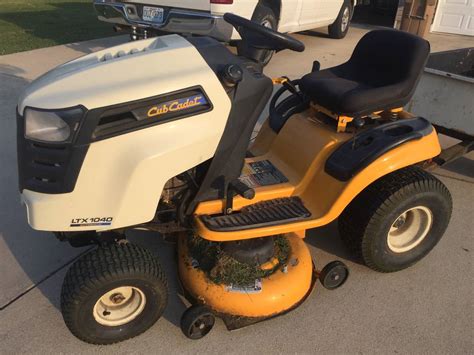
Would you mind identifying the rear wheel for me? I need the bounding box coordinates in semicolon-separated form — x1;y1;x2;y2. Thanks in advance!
328;0;351;39
338;167;452;272
237;3;277;66
61;243;168;344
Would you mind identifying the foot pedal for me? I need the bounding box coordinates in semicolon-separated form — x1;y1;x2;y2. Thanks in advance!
200;197;311;232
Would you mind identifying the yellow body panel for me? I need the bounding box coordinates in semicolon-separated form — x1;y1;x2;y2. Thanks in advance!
178;233;313;317
195;112;441;242
249;120;277;156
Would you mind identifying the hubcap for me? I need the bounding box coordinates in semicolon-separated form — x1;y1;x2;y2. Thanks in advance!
188;314;215;339
261;19;272;29
93;286;146;326
341;7;350;32
387;206;433;253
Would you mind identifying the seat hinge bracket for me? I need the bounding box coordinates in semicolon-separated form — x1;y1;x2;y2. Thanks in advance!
337;116;354;133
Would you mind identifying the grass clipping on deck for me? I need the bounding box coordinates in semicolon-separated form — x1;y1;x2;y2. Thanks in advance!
188;234;290;286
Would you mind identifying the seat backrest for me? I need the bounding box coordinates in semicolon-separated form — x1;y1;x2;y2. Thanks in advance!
348;29;430;94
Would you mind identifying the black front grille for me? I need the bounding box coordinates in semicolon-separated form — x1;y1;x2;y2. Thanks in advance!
17;113;88;194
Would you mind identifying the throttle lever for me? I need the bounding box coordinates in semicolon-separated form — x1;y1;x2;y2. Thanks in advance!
273;76;304;99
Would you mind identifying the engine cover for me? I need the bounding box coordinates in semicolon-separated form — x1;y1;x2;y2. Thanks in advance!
18;35;231;231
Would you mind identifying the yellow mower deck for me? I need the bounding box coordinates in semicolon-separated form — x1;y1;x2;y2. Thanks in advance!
178;232;314;320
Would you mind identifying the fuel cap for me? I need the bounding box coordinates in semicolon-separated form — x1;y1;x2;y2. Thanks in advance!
221;64;243;87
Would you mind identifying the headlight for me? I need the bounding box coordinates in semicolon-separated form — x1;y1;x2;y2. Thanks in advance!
24;107;84;143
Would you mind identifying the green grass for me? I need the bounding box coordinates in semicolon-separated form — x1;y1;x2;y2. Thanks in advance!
0;0;116;55
188;234;291;286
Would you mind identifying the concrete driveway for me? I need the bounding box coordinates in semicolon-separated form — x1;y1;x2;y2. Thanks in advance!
0;26;473;353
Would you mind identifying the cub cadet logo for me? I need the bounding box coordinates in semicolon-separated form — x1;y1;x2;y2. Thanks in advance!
147;94;206;118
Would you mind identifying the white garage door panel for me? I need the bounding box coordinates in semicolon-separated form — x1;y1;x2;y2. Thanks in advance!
469;16;474;29
439;13;463;27
432;0;474;36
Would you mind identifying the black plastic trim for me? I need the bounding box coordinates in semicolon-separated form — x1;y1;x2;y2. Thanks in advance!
325;117;433;181
17;109;89;194
185;37;274;213
79;86;213;143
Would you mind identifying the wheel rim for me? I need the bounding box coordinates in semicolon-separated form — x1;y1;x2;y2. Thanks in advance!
341;7;350;33
261;19;273;29
323;264;348;289
189;314;215;339
387;206;433;253
93;286;146;326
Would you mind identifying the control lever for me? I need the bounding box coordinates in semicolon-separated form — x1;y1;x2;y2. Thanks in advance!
230;180;255;200
224;179;255;214
274;76;305;100
351;117;365;150
312;60;321;72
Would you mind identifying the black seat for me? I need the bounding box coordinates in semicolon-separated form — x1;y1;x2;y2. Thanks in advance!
300;30;430;117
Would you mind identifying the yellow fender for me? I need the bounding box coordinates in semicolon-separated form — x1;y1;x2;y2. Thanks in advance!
195;113;441;242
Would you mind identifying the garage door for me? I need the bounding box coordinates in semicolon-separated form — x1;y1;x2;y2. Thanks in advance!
431;0;474;35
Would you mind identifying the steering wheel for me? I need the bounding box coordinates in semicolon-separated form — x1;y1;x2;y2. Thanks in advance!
223;13;305;53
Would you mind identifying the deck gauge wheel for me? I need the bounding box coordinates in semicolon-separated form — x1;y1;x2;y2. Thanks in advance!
180;305;216;340
319;261;349;290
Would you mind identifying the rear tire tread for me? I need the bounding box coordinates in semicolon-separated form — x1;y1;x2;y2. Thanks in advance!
338;166;452;272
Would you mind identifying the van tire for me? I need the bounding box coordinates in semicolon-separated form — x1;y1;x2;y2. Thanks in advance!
328;0;351;39
237;3;277;66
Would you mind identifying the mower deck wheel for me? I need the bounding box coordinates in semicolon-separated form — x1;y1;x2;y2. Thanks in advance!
180;305;216;340
319;261;349;290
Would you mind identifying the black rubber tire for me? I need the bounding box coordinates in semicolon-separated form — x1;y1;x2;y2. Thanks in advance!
338;166;452;273
61;243;168;345
180;305;215;340
328;0;351;39
236;3;277;66
319;261;349;290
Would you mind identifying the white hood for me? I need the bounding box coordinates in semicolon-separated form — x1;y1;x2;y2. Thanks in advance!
18;35;215;115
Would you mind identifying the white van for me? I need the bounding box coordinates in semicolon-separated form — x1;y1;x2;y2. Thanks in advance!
94;0;353;63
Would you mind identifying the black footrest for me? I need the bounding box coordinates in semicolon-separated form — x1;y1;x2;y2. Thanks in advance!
200;197;311;232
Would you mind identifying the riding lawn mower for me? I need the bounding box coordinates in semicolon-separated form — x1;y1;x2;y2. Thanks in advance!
16;14;452;343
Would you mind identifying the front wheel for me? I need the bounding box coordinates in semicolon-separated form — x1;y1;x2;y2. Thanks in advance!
61;243;168;344
339;167;452;273
328;0;352;39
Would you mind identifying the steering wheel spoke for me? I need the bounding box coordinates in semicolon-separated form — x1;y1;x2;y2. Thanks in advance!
223;13;305;54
